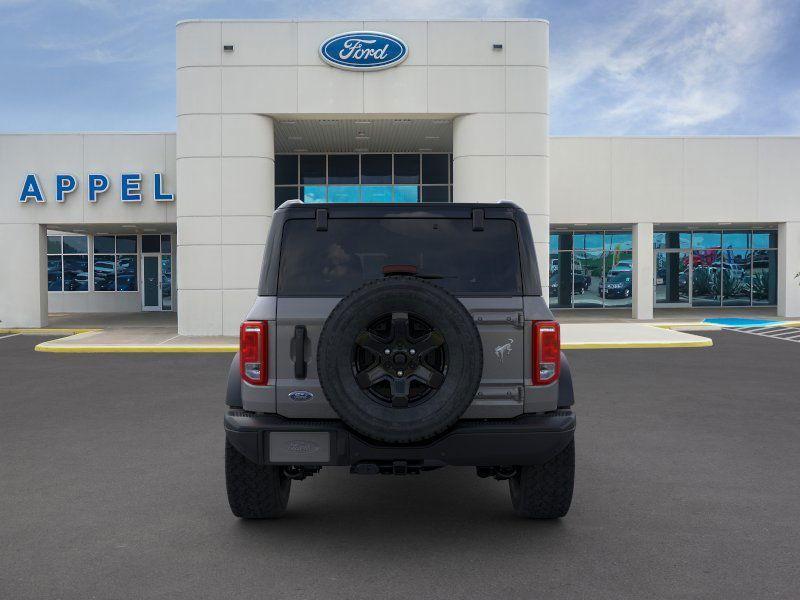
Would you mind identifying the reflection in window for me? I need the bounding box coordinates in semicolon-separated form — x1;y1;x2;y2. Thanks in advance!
394;185;418;203
275;153;453;208
655;251;690;305
654;229;778;307
303;185;327;203
327;186;360;203
63;255;89;291
47;234;88;292
362;186;392;203
93;235;139;292
117;256;137;291
93;255;116;291
47;256;62;291
549;231;633;308
753;249;777;305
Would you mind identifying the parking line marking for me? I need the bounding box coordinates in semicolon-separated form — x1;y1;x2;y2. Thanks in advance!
0;333;21;341
725;326;800;344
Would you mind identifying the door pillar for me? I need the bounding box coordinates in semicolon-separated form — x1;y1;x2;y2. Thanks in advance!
632;222;654;320
778;221;800;318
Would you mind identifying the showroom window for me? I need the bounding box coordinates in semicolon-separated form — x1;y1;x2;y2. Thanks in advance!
654;229;777;307
549;231;633;309
274;153;453;208
93;235;138;292
47;235;89;292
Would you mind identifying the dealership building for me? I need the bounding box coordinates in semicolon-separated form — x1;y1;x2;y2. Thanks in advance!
1;19;799;335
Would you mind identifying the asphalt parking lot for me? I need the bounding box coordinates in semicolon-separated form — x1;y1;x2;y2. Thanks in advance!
1;331;799;599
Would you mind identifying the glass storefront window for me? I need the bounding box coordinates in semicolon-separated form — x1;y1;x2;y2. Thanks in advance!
692;231;721;249
394;185;418;203
303;185;327;203
691;250;721;306
94;235;115;253
654;231;690;249
361;154;391;184
275;153;453;207
47;256;62;291
394;154;419;184
421;154;448;184
421;186;449;202
328;155;358;184
116;256;137;292
655;251;690;305
652;229;778;307
275;155;298;185
573;250;603;308
300;155;325;184
722;249;752;306
573;233;603;250
63;255;89;291
361;186;392;203
604;232;632;251
327;186;359;203
141;234;160;253
93;255;116;291
47;234;88;292
722;231;750;249
752;231;778;249
752;249;777;305
276;186;300;207
604;250;633;307
47;235;62;254
116;235;137;254
63;235;88;254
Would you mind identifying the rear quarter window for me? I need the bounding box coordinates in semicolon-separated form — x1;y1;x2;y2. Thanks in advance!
277;218;522;296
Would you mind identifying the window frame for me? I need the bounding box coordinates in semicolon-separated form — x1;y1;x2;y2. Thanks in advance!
47;234;90;293
274;152;453;208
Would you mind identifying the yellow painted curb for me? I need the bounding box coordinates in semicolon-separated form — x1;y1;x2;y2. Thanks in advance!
563;339;713;350
0;328;100;335
35;343;237;353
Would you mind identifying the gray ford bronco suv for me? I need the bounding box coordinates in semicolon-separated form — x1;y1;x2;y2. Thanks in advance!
224;201;575;519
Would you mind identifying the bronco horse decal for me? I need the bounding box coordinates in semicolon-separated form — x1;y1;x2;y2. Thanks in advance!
494;338;514;363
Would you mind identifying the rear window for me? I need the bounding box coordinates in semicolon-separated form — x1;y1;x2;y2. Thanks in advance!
277;218;522;296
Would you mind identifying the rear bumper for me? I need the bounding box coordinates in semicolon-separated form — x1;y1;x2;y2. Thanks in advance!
224;410;575;468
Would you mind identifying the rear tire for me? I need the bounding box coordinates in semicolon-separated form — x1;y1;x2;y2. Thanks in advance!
225;439;290;519
509;440;574;519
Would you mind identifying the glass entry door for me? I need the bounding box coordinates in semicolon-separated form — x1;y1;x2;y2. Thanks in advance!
142;255;161;311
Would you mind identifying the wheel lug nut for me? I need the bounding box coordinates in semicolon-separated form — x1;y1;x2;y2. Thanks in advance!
397;370;404;376
409;349;416;355
384;348;391;355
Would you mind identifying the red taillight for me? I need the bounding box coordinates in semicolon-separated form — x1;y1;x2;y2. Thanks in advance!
240;321;268;385
533;321;560;385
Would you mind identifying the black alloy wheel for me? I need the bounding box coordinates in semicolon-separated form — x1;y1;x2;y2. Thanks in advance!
353;312;447;408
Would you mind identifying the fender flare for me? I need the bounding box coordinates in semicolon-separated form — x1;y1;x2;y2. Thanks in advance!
557;352;574;408
226;352;243;408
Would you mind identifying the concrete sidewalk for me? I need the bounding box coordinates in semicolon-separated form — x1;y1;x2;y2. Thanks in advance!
2;311;715;352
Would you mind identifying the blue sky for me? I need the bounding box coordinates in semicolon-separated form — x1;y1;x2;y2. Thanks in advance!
1;0;798;135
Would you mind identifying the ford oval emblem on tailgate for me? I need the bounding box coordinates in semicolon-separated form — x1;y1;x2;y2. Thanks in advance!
319;31;408;71
289;390;314;401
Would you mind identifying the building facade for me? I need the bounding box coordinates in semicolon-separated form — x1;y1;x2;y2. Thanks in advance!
0;19;798;333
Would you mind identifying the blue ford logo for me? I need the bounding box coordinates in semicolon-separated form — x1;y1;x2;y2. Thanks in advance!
288;390;314;402
319;31;408;71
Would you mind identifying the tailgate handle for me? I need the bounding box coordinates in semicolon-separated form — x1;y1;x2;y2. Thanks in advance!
292;325;307;379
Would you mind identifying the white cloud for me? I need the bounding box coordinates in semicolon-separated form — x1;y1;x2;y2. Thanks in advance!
551;0;790;133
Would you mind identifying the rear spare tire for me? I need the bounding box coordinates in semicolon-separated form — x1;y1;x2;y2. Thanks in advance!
317;276;482;443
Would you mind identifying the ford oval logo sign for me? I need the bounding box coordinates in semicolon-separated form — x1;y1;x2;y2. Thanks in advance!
288;390;314;402
319;31;408;71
